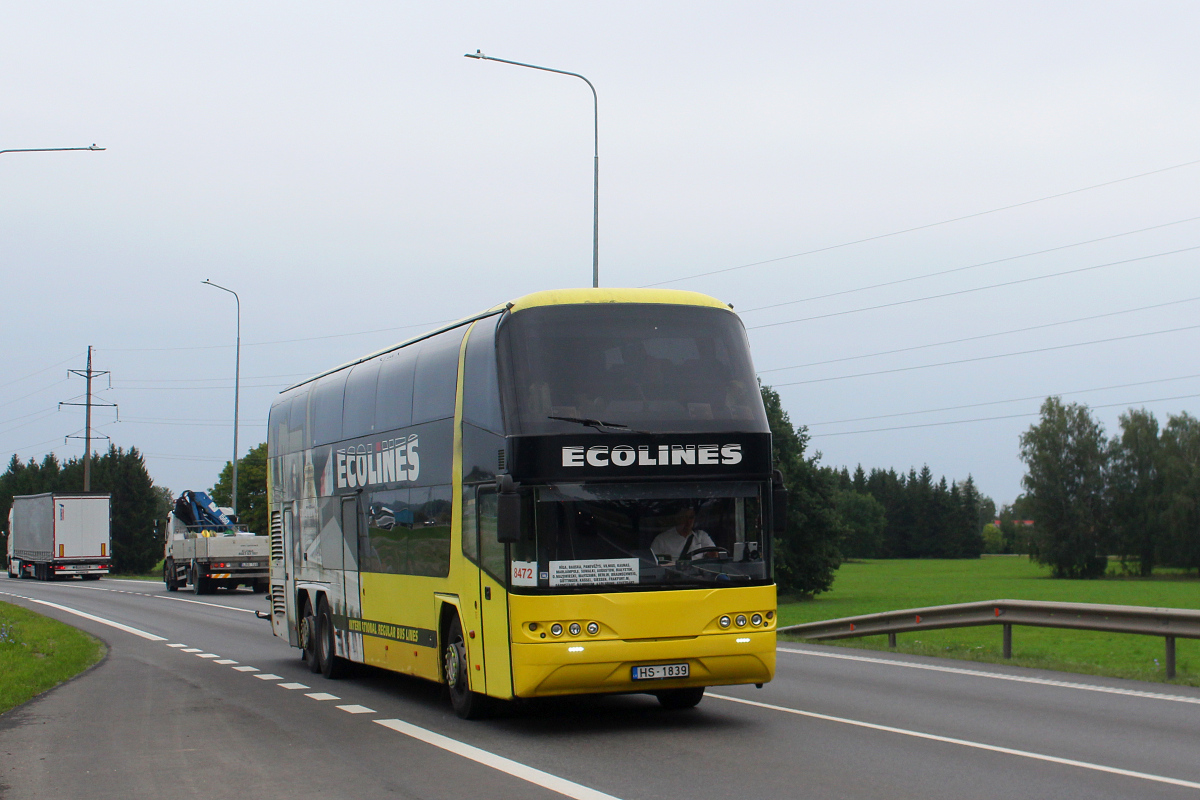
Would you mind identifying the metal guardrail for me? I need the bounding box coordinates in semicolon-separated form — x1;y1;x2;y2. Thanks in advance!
778;599;1200;679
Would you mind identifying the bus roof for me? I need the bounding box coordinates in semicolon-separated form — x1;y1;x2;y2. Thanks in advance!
280;288;732;395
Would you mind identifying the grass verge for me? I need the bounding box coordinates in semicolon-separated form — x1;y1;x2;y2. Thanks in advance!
779;557;1200;687
0;600;106;715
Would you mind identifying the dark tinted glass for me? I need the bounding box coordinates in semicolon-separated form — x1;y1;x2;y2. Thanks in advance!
342;361;380;439
287;390;308;453
268;399;288;455
375;349;415;433
498;304;769;435
412;329;465;424
410;484;452;576
310;374;346;446
363;488;410;574
463;317;504;432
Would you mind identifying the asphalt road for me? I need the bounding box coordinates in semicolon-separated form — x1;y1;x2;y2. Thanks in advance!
2;574;1199;800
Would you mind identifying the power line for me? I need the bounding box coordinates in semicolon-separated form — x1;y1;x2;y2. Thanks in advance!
771;323;1200;387
804;373;1200;427
112;372;310;384
747;245;1200;331
759;296;1200;375
740;214;1200;315
0;378;69;411
0;353;81;393
644;155;1200;287
809;392;1200;438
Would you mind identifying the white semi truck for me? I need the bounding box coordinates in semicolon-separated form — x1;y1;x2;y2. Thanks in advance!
162;490;269;594
6;493;112;581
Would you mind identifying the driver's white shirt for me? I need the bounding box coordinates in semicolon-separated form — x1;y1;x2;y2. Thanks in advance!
650;527;716;560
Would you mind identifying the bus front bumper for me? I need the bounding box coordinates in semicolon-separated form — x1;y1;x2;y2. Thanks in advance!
510;630;775;698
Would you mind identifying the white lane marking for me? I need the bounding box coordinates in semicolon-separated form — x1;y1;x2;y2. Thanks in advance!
195;653;219;659
305;692;340;701
150;595;257;614
779;647;1200;706
214;659;238;665
0;591;166;641
181;648;202;653
278;682;309;690
167;643;187;648
255;673;283;681
710;693;1200;791
337;704;376;714
375;718;621;800
233;666;259;672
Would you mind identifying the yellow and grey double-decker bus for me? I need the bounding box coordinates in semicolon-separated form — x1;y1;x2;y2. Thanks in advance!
266;288;783;717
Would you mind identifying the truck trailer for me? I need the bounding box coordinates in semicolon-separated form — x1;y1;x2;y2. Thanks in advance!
162;490;269;594
6;493;112;580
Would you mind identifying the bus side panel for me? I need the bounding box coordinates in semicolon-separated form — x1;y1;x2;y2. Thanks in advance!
359;572;447;681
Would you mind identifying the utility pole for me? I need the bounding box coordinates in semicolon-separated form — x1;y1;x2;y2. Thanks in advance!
61;346;116;491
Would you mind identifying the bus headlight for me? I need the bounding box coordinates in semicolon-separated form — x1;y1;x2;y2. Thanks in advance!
586;622;599;635
735;614;747;627
550;623;563;637
751;613;763;626
568;622;581;636
719;615;731;628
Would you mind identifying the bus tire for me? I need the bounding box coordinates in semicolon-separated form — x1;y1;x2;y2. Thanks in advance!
655;687;705;710
317;600;349;679
443;616;486;719
300;600;320;673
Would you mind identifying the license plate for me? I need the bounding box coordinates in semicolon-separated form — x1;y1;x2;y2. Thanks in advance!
631;663;689;681
240;562;259;567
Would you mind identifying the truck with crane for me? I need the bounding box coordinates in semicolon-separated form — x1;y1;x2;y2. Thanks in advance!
162;490;269;594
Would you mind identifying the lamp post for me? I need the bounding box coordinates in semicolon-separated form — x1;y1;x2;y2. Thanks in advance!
465;51;599;288
0;144;106;155
202;280;241;516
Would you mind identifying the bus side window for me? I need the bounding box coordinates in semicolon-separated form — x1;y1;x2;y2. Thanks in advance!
376;349;415;433
413;329;465;425
288;390;308;454
463;318;503;433
477;487;504;583
310;374;346;446
269;399;289;455
343;360;380;439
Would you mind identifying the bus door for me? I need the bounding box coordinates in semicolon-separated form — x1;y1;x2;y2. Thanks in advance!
476;486;513;697
282;506;298;645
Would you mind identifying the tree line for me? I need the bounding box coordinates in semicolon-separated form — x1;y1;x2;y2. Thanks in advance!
1019;398;1200;578
0;447;171;574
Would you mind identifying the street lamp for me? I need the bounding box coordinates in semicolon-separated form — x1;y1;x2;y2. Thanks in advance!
465;50;599;288
202;279;241;516
0;144;106;155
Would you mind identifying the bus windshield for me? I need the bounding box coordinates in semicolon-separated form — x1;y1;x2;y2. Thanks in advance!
498;304;768;435
510;482;770;592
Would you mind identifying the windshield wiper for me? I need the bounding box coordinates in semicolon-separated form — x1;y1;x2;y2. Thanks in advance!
548;415;635;433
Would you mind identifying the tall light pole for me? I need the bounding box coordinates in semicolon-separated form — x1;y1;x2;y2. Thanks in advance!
0;144;106;156
202;280;241;516
465;50;599;288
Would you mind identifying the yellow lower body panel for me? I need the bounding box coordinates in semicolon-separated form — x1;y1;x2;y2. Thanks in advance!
511;630;775;698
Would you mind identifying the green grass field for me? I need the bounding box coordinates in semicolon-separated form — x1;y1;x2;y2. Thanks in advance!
0;601;106;715
778;557;1200;686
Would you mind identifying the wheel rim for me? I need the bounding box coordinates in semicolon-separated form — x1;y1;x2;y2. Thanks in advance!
444;639;463;689
299;616;311;651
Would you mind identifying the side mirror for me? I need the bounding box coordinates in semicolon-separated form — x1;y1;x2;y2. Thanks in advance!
772;469;788;535
496;474;521;544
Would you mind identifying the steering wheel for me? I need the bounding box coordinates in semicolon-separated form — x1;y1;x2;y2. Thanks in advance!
680;546;729;560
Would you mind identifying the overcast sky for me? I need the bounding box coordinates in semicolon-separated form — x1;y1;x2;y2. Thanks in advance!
2;2;1198;508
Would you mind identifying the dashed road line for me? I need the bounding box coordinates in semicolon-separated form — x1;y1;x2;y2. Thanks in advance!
337;704;376;714
780;646;1200;705
214;659;238;664
255;673;283;681
375;718;621;800
196;653;220;659
278;682;310;690
167;643;187;648
0;591;166;641
710;692;1200;791
305;692;340;701
181;648;202;653
233;666;259;672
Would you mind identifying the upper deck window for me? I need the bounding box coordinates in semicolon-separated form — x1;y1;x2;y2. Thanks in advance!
498;304;767;435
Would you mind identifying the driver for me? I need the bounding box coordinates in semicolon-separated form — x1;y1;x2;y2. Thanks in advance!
651;507;717;561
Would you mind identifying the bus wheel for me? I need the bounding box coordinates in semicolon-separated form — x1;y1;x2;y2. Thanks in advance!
443;616;486;719
317;600;349;679
299;602;320;673
655;687;705;710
